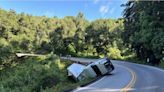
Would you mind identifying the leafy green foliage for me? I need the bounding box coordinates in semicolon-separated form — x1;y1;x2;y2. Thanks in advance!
0;8;128;69
49;15;126;59
84;19;125;58
0;9;58;69
108;47;122;59
1;1;164;92
122;1;164;65
0;55;72;92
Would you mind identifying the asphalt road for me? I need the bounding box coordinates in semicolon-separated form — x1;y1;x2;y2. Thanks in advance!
61;57;164;92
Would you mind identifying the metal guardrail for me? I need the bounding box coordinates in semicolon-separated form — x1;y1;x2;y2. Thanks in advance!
16;53;44;57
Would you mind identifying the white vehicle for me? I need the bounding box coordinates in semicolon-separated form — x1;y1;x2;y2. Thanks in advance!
67;57;114;81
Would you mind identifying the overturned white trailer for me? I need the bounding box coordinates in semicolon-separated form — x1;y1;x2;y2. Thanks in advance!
67;63;87;81
67;57;114;81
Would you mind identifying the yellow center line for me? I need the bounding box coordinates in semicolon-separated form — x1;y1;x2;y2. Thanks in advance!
121;66;137;92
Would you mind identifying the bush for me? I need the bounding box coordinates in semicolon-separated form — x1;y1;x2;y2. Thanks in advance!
107;47;122;59
0;55;71;92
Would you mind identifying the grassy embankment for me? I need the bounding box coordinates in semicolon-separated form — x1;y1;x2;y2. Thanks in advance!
0;54;94;92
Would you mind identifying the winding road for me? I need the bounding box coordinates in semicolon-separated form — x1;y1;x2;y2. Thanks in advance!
61;57;164;92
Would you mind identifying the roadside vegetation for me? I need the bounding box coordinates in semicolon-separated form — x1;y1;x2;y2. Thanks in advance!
122;1;164;66
0;54;95;92
0;54;63;92
0;1;163;92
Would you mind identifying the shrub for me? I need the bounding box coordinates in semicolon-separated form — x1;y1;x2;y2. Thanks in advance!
0;55;71;92
107;47;122;59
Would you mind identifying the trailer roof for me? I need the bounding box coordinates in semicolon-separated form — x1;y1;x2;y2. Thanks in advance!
67;63;86;78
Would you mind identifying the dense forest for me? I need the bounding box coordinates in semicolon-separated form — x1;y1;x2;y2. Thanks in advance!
0;8;129;70
122;1;164;65
0;7;127;92
0;1;164;92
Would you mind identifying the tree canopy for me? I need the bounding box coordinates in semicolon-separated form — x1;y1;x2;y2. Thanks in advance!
122;1;164;64
1;1;164;70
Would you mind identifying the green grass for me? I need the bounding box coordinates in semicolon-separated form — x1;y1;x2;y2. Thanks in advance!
55;78;93;92
158;61;164;68
0;54;95;92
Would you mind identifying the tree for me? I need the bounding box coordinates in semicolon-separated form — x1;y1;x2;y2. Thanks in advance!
123;1;164;65
73;12;88;54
